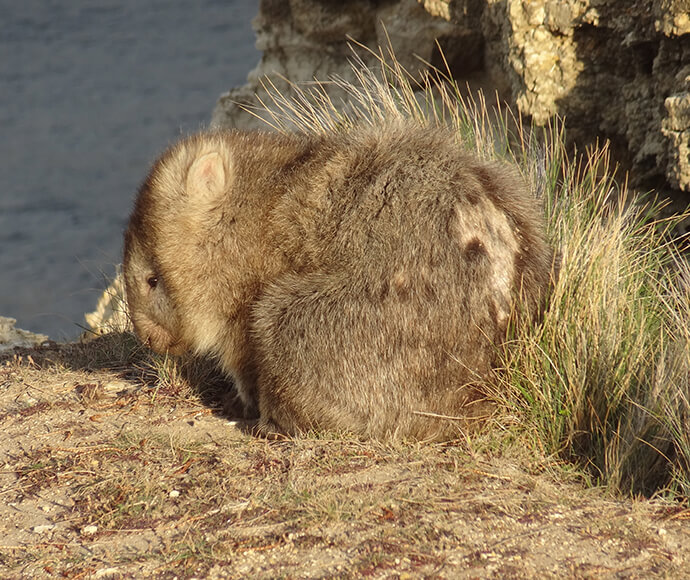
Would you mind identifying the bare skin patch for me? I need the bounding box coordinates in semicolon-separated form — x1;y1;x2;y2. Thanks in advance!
452;198;519;324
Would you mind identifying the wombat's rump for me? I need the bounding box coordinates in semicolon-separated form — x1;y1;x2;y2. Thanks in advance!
124;123;554;440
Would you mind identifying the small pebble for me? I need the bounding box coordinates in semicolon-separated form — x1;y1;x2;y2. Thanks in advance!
104;381;129;393
32;524;55;534
95;568;120;579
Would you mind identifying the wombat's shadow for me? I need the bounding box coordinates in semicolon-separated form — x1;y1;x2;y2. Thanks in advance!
3;331;253;427
126;342;263;436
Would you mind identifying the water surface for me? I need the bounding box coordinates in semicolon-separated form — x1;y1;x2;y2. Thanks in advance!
0;0;259;339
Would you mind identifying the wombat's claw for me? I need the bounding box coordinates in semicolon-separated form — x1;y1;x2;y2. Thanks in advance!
251;419;289;440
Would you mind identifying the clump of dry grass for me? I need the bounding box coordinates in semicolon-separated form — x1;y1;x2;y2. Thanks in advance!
498;137;690;496
247;43;690;497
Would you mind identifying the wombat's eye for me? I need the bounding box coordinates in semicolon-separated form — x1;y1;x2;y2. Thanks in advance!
147;276;159;289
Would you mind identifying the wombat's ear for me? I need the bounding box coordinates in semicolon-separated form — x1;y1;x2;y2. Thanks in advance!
186;151;230;198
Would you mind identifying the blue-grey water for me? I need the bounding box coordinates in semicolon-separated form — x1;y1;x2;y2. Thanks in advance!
0;1;259;340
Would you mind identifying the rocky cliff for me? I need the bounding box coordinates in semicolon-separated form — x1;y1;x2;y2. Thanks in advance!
213;0;690;203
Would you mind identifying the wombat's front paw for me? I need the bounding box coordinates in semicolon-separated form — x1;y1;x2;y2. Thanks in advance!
221;389;259;420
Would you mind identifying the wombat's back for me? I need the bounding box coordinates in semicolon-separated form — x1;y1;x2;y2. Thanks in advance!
253;124;553;439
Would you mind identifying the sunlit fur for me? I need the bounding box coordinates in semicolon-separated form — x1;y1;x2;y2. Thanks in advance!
123;122;555;440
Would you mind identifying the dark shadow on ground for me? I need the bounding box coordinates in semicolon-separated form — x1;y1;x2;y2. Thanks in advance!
0;333;245;421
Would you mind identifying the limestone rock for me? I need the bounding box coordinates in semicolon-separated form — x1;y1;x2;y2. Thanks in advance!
0;317;49;352
212;0;690;200
211;0;484;130
662;90;690;191
481;0;689;195
654;0;690;37
82;268;131;340
88;0;690;347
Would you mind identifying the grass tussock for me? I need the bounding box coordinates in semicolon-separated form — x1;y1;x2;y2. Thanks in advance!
499;141;690;497
246;43;690;498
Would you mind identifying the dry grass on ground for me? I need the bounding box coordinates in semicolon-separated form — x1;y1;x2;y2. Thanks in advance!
2;337;689;579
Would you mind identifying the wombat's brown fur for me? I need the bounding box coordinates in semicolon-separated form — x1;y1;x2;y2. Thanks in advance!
124;123;554;440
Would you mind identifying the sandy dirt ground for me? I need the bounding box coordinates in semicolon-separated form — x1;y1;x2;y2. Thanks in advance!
1;338;689;579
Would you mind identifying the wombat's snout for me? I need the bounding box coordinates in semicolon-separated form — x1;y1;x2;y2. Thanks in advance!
130;313;187;355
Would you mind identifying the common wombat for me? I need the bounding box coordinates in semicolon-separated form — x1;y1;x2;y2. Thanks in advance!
123;123;554;440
